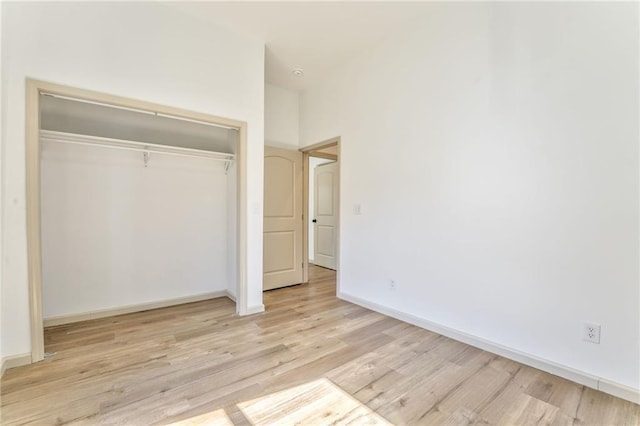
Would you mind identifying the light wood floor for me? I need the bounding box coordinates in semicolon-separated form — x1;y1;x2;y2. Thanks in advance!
1;266;638;425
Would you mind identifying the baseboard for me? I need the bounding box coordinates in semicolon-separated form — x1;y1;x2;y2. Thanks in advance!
338;291;640;405
244;304;265;315
598;379;640;405
44;291;230;327
1;353;32;377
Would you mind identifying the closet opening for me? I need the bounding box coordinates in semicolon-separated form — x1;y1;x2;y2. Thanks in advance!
26;80;249;363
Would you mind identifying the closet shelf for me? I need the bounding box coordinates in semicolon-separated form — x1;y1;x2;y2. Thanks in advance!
40;130;235;172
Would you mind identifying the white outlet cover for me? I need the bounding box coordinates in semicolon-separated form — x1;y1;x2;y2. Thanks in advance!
583;322;601;344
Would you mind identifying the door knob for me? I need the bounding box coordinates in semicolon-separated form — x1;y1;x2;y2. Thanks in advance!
312;219;317;223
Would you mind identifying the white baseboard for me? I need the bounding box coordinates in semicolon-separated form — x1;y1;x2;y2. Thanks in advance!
598;379;640;405
244;304;265;315
338;291;640;405
1;353;32;377
44;291;231;327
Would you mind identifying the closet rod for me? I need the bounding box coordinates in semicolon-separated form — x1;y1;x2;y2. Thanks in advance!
40;130;235;171
40;93;239;131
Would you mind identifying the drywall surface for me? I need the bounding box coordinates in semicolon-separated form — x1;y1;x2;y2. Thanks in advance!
309;157;333;262
1;2;265;358
265;83;299;148
0;1;4;361
300;2;639;389
40;142;229;318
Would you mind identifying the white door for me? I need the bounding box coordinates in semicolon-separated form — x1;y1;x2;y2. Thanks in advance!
263;146;303;290
313;161;338;270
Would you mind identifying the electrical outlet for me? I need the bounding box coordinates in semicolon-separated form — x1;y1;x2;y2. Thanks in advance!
389;280;396;290
583;322;601;344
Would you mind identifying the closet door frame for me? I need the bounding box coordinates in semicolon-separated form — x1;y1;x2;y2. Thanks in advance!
25;78;250;363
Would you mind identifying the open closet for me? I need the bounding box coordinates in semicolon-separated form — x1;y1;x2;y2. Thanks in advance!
38;93;240;326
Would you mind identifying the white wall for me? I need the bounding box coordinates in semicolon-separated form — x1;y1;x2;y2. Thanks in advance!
40;142;229;318
265;83;299;149
300;2;639;391
309;157;333;262
0;1;4;361
1;2;265;358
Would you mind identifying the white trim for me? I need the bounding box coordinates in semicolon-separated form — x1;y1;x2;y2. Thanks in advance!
235;124;249;316
338;291;640;405
43;291;230;327
244;304;265;315
598;379;640;405
1;353;32;377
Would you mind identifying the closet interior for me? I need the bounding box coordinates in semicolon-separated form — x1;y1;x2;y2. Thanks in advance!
39;94;239;324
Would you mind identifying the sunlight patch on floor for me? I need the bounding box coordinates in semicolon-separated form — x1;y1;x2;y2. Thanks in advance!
168;408;234;426
238;378;392;425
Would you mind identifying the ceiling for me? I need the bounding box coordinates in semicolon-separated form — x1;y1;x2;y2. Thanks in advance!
166;2;436;92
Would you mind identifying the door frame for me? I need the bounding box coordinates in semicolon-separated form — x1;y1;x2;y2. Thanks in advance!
300;137;340;287
25;78;250;363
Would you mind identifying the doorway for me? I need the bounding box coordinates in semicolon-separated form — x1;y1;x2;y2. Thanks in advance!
300;137;340;289
310;161;338;269
25;79;250;363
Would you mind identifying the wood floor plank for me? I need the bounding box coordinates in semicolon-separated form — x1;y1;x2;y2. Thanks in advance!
1;265;638;425
237;378;391;426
